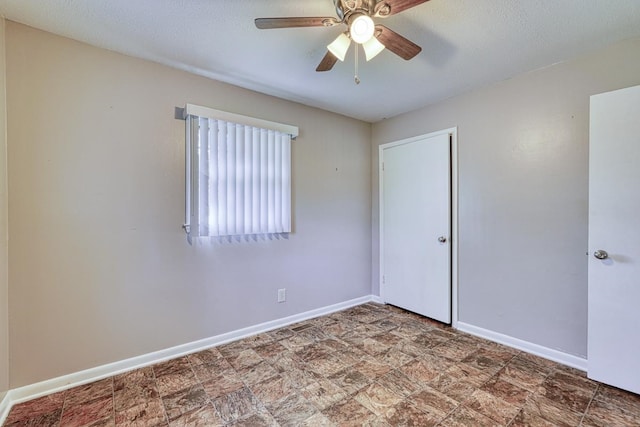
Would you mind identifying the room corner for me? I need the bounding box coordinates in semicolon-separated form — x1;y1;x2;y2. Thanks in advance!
0;15;11;407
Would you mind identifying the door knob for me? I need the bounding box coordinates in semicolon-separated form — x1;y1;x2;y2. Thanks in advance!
594;250;609;260
438;236;447;243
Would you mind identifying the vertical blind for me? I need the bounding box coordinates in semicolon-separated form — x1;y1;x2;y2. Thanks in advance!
185;107;295;239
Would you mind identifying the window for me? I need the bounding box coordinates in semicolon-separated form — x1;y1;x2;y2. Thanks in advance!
184;104;298;241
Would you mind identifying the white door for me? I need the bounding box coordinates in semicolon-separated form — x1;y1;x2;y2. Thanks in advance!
381;132;451;323
588;85;640;394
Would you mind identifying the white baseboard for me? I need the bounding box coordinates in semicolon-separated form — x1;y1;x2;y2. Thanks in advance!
456;322;588;371
3;295;375;415
370;295;383;304
0;391;11;425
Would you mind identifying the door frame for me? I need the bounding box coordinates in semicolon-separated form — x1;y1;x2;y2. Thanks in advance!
379;127;459;327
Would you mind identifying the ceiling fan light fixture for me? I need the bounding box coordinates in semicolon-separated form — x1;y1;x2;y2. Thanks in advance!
350;14;375;44
255;0;427;74
362;36;385;61
327;32;351;61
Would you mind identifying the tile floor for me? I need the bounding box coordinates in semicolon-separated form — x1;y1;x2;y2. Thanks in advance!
4;303;640;426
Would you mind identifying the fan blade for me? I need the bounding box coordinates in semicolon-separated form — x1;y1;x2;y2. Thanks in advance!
316;51;339;72
375;25;421;60
374;0;430;17
255;17;339;29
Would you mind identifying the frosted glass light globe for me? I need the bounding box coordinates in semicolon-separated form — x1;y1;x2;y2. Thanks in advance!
350;14;375;44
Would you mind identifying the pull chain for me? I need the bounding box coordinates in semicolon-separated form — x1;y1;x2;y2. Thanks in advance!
354;45;361;84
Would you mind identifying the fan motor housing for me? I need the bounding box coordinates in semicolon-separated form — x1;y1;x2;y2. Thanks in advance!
335;0;377;19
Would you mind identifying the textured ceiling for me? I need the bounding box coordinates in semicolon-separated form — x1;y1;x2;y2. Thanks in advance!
1;0;640;122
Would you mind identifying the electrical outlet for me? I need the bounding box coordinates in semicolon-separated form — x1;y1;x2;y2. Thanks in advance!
277;288;286;303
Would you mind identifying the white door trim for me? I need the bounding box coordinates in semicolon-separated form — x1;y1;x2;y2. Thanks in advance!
379;127;459;327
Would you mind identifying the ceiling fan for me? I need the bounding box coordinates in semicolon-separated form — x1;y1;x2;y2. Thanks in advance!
255;0;429;73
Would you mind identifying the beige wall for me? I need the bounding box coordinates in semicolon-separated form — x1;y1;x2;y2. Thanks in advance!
6;22;372;387
372;36;640;358
0;17;9;399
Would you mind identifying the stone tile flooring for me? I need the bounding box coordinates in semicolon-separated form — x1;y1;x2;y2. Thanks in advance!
4;303;640;426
